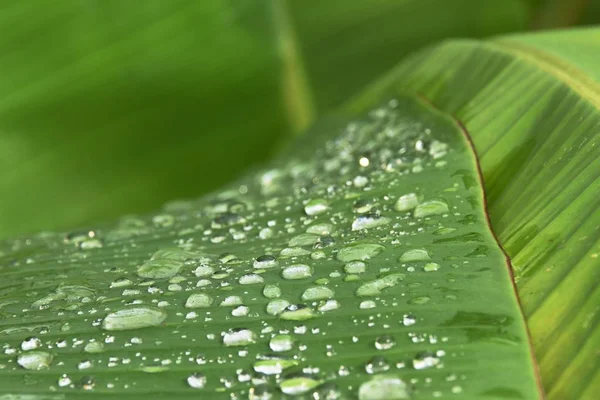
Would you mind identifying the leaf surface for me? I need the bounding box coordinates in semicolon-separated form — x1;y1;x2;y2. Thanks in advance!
0;97;541;399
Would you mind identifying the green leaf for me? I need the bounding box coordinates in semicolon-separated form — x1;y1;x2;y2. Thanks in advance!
0;96;541;398
0;0;533;237
349;27;600;399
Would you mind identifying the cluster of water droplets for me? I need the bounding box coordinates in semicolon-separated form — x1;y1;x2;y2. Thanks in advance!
0;98;506;398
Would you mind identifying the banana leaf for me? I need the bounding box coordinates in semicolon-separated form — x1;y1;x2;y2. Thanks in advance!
2;25;600;399
0;0;533;238
349;26;600;399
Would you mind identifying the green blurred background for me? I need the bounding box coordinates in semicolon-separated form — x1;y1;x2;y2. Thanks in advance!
0;0;595;238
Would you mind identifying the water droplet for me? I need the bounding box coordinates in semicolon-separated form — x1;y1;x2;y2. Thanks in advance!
356;273;404;297
304;199;329;216
249;385;274;400
365;356;390;374
185;293;213;308
78;360;93;370
21;337;41;351
102;306;167;331
318;299;340;312
269;335;294;352
280;304;317;321
403;314;416;326
301;286;334;301
344;261;367;274
220;295;243;307
279;376;321;395
239;273;264;285
352;214;390;231
360;300;377;309
266;299;291;316
253;357;297;375
399;249;430;262
80;376;95;390
413;200;448;218
423;262;440;272
408;296;430;305
358;375;410;400
337;242;385;262
58;374;72;387
306;223;334;235
83;342;104;353
193;265;214;277
222;328;256;347
412;351;440;369
282;264;313;280
289;233;320;247
395;193;419;212
263;284;281;299
254;255;278;269
137;258;182;279
232;305;249;317
187;372;207;389
17;351;52;370
374;335;396;350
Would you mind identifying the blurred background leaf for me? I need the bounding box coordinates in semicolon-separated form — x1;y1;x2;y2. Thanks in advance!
2;0;600;238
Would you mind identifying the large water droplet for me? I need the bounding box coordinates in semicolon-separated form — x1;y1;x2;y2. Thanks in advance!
280;304;317;321
254;255;278;269
21;337;41;351
269;335;294;352
17;351;53;370
399;249;430;262
412;351;440;369
279;376;321;395
102;306;167;331
185;293;213;308
413;200;448;218
395;193;419;212
304;199;329;216
337;242;385;262
358;375;410;400
187;372;207;389
222;328;256;347
301;286;334;301
253;357;297;375
282;264;313;280
374;335;396;351
352;214;390;231
356;273;404;297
